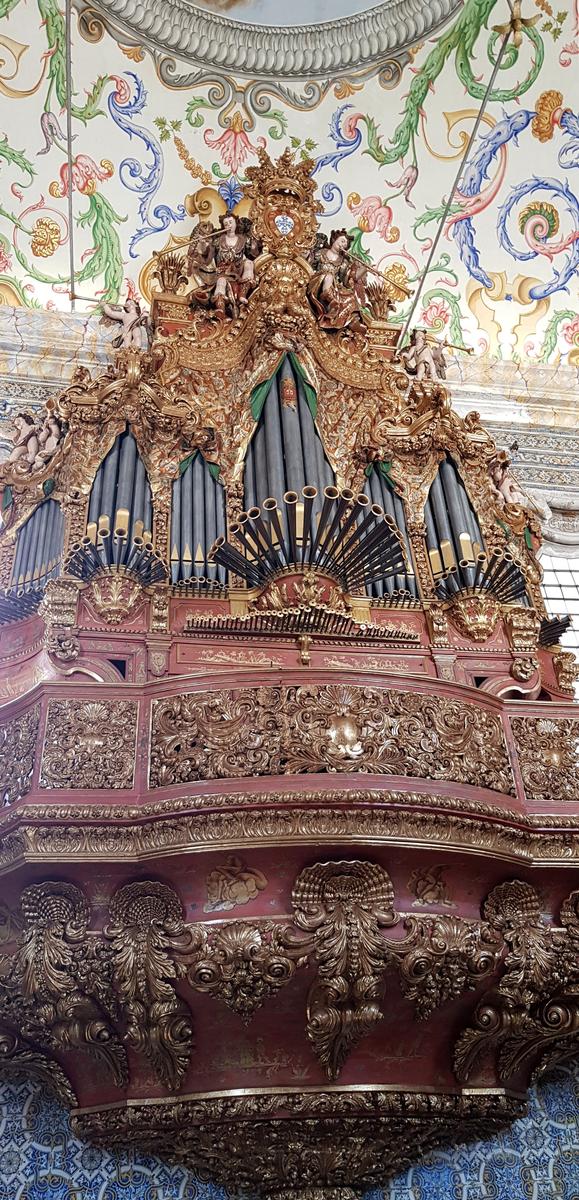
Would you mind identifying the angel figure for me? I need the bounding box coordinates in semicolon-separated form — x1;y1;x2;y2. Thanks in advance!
490;453;528;509
99;297;149;350
7;413;40;470
399;329;442;381
307;229;367;333
36;412;64;463
188;213;260;319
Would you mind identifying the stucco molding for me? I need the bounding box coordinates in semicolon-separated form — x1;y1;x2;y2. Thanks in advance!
75;0;462;80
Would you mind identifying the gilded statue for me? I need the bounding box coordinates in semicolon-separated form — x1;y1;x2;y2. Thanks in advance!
307;229;368;334
187;212;261;319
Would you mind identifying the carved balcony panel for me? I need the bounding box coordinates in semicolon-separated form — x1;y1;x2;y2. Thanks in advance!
511;714;579;804
149;682;515;796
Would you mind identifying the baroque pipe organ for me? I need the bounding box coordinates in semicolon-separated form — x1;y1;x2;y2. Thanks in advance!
0;150;578;1199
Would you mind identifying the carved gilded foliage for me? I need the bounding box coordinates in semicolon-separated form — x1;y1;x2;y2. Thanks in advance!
0;881;127;1085
188;921;307;1022
511;715;579;803
4;863;579;1115
72;1088;524;1198
0;702;39;806
395;914;501;1019
150;685;514;795
282;861;398;1079
105;881;198;1091
40;698;138;790
455;880;579;1084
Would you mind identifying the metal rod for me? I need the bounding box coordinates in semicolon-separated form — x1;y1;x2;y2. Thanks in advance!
64;0;76;312
399;22;513;346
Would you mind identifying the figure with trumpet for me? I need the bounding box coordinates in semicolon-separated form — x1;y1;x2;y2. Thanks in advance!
187;212;261;320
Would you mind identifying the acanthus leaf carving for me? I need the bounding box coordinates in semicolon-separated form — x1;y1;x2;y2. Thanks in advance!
394;914;501;1020
0;881;127;1086
150;684;514;796
105;880;198;1091
0;702;40;806
454;880;579;1085
187;920;308;1021
0;1026;77;1108
283;860;398;1080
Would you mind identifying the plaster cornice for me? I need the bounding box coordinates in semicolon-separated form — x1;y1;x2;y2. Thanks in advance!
78;0;462;79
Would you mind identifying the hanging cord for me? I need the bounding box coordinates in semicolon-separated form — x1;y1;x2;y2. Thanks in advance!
65;0;76;312
399;0;539;347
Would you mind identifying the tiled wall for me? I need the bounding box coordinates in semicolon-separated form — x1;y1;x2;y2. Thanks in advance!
2;1066;579;1199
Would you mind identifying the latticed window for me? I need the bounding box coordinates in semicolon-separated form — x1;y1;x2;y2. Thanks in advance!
541;553;579;694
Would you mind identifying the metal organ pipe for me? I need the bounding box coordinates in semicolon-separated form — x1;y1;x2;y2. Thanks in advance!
170;453;227;584
425;457;485;593
10;500;64;591
87;427;153;571
365;467;417;598
243;357;335;520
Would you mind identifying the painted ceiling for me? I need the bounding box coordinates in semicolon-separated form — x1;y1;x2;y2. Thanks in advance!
0;0;578;368
190;0;377;23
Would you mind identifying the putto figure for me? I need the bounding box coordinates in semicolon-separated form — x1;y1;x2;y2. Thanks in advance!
307;229;368;333
99;297;149;350
187;213;261;319
6;409;65;474
399;328;446;381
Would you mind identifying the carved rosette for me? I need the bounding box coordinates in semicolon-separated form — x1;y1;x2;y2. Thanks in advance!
150;684;514;795
40;698;138;789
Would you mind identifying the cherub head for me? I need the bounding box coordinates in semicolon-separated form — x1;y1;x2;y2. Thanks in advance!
329;229;353;253
14;413;35;431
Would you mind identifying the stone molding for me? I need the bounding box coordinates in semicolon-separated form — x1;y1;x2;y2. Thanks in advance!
74;0;462;80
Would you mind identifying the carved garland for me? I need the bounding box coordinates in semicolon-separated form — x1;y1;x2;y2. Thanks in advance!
1;865;578;1108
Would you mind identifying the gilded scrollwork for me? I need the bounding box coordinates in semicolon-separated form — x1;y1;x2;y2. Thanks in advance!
0;881;127;1086
188;921;308;1022
149;684;514;795
511;715;579;803
40;699;138;790
394;914;501;1019
283;861;398;1079
454;880;579;1085
0;702;40;806
105;880;198;1091
0;1027;77;1107
71;1087;524;1196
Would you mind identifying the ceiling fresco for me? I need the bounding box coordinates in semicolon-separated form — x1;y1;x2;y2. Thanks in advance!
0;0;578;368
190;0;377;23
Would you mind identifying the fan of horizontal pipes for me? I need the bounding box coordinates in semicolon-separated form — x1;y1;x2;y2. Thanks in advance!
209;486;410;595
66;528;167;586
434;546;528;605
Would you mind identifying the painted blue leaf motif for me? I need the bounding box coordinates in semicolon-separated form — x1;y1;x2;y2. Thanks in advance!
107;72;185;257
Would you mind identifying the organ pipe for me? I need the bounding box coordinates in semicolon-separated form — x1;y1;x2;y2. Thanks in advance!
170;452;227;584
425;456;484;590
10;499;64;592
364;465;417;598
87;426;153;571
243;357;335;517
